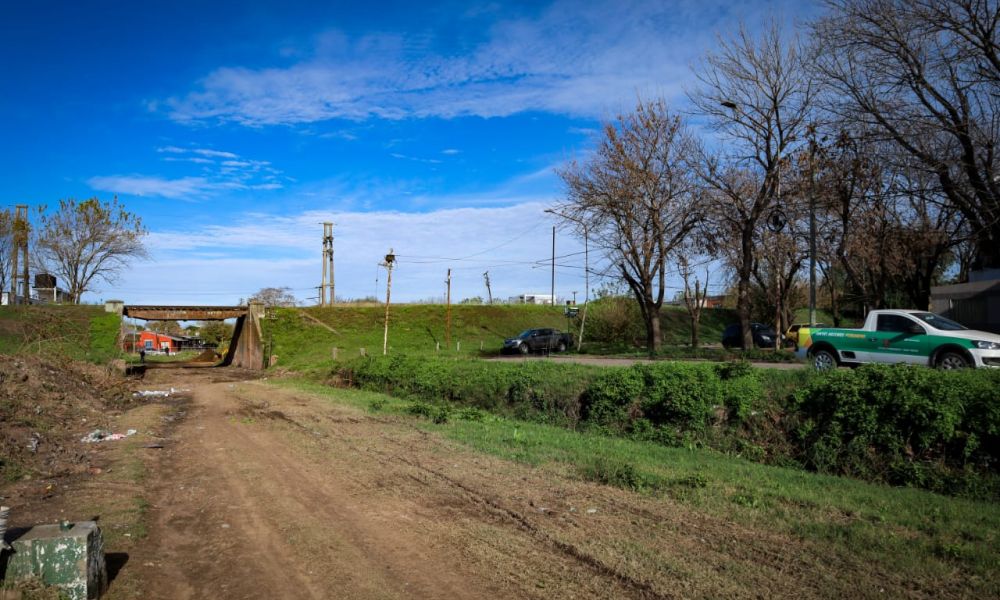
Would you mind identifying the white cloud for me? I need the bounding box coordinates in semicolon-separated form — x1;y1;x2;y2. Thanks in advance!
90;146;283;199
192;148;239;159
86;175;215;199
94;201;598;305
441;148;461;155
164;0;804;126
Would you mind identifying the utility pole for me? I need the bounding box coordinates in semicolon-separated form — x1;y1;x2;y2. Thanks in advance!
543;209;589;350
320;222;335;306
482;271;492;304
10;205;29;305
381;249;395;355
550;225;556;305
445;268;452;348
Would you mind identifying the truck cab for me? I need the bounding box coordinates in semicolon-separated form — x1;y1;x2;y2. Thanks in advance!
797;310;1000;370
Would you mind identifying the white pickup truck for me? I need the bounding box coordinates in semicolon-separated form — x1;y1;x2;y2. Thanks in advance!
796;309;1000;370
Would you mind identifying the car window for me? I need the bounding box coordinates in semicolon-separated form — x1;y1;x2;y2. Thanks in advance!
876;314;923;334
912;312;967;331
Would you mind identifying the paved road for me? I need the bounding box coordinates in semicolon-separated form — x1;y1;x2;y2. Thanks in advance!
490;354;807;370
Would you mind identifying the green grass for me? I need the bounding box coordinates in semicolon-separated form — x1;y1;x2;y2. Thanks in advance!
0;304;122;364
262;304;576;372
272;379;1000;589
261;303;797;371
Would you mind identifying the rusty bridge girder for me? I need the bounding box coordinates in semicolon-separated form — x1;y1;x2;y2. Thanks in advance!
122;306;247;321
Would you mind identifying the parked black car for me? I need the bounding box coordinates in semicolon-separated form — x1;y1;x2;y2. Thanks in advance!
721;323;781;349
502;328;573;354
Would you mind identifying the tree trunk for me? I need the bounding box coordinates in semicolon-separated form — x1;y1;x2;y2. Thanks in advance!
647;309;662;355
738;227;755;349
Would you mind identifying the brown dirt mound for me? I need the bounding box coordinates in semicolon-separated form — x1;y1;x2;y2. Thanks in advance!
190;349;222;363
0;355;132;482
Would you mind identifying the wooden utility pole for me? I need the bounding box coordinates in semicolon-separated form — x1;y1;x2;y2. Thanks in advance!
320;222;335;306
9;205;29;305
445;268;452;348
382;249;395;355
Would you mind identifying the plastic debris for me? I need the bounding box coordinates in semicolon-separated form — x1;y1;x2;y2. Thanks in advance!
80;428;138;443
132;387;189;398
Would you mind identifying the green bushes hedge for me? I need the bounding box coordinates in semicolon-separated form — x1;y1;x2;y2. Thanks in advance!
341;355;593;425
339;356;764;433
336;357;1000;499
790;364;1000;497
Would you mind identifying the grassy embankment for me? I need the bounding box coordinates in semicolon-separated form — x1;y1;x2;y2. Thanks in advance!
0;305;121;364
263;303;803;371
265;304;578;372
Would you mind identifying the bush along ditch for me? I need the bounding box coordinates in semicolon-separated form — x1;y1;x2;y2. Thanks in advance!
334;356;1000;500
789;364;1000;498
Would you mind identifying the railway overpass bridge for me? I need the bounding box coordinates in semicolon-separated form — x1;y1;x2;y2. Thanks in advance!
109;301;265;370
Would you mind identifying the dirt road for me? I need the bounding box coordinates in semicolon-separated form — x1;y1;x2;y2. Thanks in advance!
97;368;894;599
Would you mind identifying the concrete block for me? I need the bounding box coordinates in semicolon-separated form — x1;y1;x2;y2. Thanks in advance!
2;521;107;600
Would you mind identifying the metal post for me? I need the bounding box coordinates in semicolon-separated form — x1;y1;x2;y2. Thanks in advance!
809;142;817;326
579;224;588;350
550;225;556;305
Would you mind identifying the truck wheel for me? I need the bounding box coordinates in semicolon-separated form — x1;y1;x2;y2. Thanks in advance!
936;351;970;370
812;348;837;371
519;342;530;355
557;341;567;353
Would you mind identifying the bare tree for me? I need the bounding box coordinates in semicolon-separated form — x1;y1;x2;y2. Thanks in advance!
34;197;147;304
679;255;710;348
556;99;702;353
691;22;815;348
815;129;967;311
148;320;183;335
813;0;1000;270
249;286;298;307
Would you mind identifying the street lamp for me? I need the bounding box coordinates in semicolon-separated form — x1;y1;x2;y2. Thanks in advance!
807;134;818;327
544;209;589;350
722;100;820;329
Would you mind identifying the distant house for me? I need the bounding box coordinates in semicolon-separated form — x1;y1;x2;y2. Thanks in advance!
930;270;1000;334
667;294;728;309
128;331;203;353
511;293;558;305
32;273;72;304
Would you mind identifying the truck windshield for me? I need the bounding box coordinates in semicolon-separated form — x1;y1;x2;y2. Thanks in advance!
912;312;967;331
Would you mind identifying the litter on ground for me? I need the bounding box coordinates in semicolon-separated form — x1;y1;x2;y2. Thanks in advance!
133;388;189;398
81;428;138;443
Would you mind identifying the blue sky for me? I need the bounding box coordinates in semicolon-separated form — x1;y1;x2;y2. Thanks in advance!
1;0;817;305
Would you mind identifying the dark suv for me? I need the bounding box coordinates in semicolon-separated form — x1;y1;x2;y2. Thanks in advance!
502;328;573;354
721;323;780;349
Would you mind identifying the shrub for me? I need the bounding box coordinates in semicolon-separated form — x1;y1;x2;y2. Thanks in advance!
791;365;1000;495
